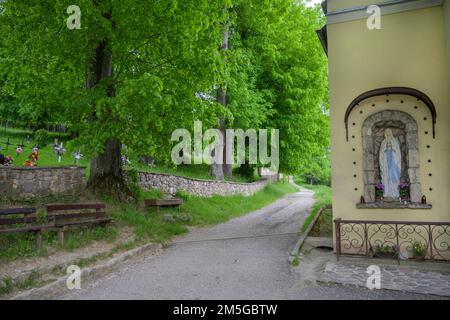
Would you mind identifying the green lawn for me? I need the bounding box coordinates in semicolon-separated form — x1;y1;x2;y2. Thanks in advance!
0;127;90;168
296;182;332;233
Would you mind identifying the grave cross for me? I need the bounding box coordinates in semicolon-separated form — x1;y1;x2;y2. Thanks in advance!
2;138;13;151
55;142;66;163
71;148;83;165
18;139;26;148
51;139;59;156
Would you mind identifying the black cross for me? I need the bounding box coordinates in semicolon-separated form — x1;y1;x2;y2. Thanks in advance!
2;137;13;151
18;139;26;148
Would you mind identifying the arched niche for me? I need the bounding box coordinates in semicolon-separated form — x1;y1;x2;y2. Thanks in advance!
345;87;437;141
361;110;423;203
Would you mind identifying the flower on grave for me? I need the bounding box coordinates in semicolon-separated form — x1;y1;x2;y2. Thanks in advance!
4;156;13;166
25;150;40;166
121;155;131;165
16;147;23;155
0;154;12;166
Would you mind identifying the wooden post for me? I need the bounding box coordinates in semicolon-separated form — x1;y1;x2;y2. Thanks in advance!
35;230;43;252
58;227;66;246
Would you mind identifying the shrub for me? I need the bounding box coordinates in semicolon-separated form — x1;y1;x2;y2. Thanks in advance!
34;129;50;148
412;241;427;258
175;190;192;201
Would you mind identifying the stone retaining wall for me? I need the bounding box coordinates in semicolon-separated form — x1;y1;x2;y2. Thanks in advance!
0;166;87;201
139;172;271;197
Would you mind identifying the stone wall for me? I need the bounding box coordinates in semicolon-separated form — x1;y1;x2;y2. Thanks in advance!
0;166;87;201
139;172;271;197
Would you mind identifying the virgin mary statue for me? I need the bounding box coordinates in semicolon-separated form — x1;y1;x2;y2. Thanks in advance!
379;128;401;199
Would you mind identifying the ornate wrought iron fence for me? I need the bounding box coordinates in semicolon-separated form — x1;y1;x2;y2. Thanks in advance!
334;219;450;263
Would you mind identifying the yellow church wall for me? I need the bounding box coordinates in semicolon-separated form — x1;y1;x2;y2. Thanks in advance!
328;6;450;224
328;0;389;12
445;0;450;94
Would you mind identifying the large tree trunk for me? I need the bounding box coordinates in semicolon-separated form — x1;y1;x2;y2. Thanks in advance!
85;8;130;199
211;26;232;180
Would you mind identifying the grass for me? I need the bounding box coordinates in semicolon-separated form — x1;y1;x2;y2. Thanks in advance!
309;208;333;237
298;183;332;233
0;127;90;168
111;182;299;243
178;182;298;226
1;127;256;183
0;225;118;262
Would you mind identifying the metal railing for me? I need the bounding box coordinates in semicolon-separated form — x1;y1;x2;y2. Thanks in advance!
334;219;450;263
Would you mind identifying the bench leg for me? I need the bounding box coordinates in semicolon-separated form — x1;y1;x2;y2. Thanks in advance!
35;231;43;252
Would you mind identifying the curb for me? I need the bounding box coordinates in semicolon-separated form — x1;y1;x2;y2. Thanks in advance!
11;242;162;300
289;205;329;262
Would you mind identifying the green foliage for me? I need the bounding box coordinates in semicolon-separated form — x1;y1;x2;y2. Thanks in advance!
125;168;142;201
175;190;192;201
309;207;333;237
0;1;329;182
291;254;300;267
412;241;427;258
375;244;397;255
0;225;117;262
0;277;13;296
34;129;50;148
223;1;329;175
300;184;332;232
0;0;230;166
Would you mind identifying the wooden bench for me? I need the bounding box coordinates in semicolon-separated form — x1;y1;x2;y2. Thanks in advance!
46;203;112;245
144;199;183;214
0;203;112;251
0;207;49;251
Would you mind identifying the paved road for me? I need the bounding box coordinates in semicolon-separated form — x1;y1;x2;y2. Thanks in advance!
63;189;443;300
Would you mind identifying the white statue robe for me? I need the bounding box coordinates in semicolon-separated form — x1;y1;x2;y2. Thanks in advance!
379;137;401;199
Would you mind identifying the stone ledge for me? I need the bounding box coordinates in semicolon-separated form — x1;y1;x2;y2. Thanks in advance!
356;202;432;209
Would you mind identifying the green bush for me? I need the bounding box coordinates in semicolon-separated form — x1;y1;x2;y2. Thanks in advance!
175;190;192;201
34;129;50;148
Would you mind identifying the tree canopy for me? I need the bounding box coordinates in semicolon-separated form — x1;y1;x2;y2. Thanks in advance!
0;0;330;192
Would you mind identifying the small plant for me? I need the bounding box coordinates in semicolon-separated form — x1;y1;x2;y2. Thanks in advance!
412;241;427;258
34;129;50;148
0;277;13;296
291;254;300;267
374;244;397;258
36;209;47;225
375;183;384;199
175;190;191;201
399;183;410;201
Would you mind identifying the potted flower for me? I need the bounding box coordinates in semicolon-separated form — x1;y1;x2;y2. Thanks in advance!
399;183;410;202
374;244;397;259
375;183;384;202
412;241;427;260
